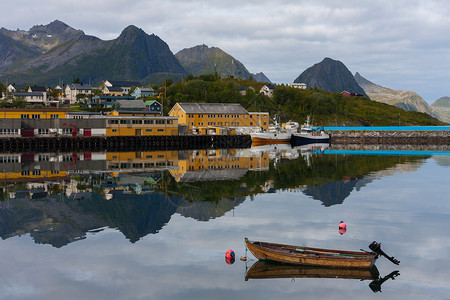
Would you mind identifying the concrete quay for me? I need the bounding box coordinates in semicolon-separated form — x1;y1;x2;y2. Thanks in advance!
330;130;450;145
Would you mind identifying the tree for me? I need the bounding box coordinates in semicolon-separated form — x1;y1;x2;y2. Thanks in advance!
73;77;81;84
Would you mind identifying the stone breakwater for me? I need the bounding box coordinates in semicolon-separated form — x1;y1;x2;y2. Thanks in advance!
330;131;450;145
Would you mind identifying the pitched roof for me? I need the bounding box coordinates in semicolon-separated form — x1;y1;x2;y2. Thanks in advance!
106;86;123;92
108;80;142;87
115;100;146;109
137;87;154;92
264;84;276;89
145;100;161;106
13;92;44;96
72;83;92;90
176;103;248;114
29;86;46;92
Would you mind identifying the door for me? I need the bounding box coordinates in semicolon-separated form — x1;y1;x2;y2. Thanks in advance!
83;128;92;137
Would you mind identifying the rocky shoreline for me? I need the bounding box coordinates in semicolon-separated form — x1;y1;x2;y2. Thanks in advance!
329;130;450;145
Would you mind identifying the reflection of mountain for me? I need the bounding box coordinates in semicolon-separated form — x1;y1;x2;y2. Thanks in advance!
303;159;424;206
303;178;372;206
0;190;183;247
176;196;245;221
78;191;183;243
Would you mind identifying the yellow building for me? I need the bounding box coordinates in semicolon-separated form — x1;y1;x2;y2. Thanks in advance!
107;110;160;117
0;108;68;119
105;116;178;136
103;86;124;96
168;103;269;134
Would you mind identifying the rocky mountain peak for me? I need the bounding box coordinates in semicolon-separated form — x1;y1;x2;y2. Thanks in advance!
294;57;368;98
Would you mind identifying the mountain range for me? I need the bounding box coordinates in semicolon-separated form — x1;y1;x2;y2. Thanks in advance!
0;21;448;122
0;20;270;86
291;57;448;123
175;44;271;82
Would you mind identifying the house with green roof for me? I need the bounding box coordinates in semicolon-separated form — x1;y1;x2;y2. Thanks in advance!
144;100;162;115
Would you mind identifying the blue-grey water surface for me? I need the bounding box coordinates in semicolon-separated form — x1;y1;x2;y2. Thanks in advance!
0;147;449;300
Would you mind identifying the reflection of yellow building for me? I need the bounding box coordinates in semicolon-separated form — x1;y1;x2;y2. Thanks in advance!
169;103;269;134
170;149;269;182
0;170;68;181
105;116;178;136
106;151;179;171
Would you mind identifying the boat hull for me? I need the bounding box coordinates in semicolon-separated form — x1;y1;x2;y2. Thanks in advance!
290;133;330;146
245;238;376;269
251;132;292;145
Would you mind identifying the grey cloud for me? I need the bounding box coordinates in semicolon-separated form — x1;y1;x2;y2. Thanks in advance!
2;0;450;102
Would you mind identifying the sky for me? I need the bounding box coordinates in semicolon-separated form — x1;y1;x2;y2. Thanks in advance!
2;0;450;104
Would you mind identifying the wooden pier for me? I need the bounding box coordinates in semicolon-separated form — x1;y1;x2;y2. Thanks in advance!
0;135;252;152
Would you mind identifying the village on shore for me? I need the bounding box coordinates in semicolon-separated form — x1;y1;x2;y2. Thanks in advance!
0;80;309;138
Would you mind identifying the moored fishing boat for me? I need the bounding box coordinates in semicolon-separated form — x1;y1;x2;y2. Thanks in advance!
245;238;399;269
290;116;330;146
250;120;297;145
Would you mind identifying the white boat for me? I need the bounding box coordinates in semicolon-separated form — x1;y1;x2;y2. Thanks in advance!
250;120;298;145
291;116;330;146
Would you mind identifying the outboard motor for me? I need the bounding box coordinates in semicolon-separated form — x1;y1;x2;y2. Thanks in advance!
369;241;400;265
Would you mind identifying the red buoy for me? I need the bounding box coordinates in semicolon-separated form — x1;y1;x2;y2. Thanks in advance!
339;221;347;235
225;249;235;259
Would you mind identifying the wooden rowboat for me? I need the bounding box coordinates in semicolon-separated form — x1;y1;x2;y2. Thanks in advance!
245;260;380;281
245;238;378;269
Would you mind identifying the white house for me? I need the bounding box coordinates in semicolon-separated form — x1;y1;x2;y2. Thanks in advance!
287;83;307;89
101;80;142;95
13;92;47;105
64;83;92;104
260;84;276;98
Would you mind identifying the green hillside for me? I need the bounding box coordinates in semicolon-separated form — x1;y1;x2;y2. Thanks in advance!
432;97;450;108
162;76;444;126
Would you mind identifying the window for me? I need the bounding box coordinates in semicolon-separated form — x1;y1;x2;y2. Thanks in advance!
157;129;164;132
146;129;152;132
112;129;118;133
37;129;50;134
50;114;59;119
132;120;142;124
144;120;154;124
109;120;119;124
21;114;29;119
32;114;40;119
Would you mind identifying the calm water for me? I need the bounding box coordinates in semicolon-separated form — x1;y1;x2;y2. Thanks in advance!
0;145;449;300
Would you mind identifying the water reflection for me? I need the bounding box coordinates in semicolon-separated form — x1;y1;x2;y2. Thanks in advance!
0;144;436;247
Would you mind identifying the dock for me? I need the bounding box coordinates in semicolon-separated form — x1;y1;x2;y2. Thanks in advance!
0;135;252;152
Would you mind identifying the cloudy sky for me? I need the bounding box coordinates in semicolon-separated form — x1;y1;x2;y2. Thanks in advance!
3;0;450;103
